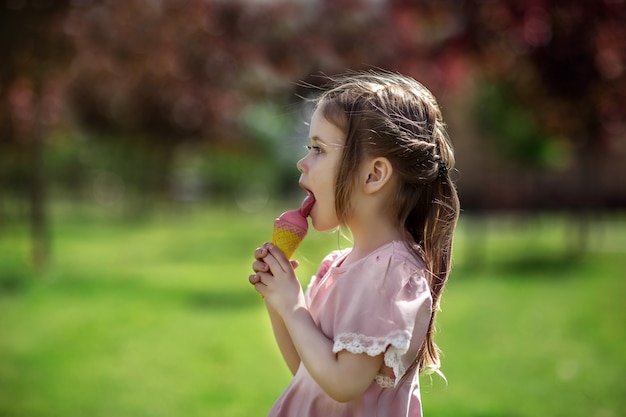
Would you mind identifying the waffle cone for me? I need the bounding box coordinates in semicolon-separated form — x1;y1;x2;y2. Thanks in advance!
271;225;303;259
269;194;314;259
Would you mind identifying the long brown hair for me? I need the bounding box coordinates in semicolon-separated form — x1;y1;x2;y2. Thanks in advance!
315;71;460;374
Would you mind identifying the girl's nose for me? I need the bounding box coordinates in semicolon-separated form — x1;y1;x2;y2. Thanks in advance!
296;155;307;173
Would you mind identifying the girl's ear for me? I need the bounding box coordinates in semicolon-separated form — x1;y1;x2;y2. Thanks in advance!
363;157;393;194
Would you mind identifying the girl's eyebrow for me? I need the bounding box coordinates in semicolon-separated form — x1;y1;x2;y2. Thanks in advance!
309;135;327;144
310;135;345;150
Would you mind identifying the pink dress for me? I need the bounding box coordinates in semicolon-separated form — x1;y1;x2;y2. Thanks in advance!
268;241;433;417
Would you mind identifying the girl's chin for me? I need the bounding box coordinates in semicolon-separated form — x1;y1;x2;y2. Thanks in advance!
310;216;340;232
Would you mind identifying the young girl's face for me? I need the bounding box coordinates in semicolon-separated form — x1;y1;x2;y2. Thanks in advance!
297;107;346;232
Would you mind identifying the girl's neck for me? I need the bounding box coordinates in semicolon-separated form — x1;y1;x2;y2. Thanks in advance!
343;218;403;266
343;170;403;265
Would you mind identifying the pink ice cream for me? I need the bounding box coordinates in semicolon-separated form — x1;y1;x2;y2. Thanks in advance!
271;194;315;258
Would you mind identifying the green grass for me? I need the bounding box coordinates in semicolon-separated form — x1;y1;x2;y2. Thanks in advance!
1;205;625;416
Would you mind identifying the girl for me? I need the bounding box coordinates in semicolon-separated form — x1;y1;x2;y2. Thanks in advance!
249;71;460;416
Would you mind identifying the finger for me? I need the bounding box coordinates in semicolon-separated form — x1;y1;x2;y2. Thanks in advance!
261;250;285;275
255;271;274;287
249;274;261;285
254;282;267;297
251;271;275;291
290;260;299;269
252;259;269;273
264;243;291;273
254;245;269;260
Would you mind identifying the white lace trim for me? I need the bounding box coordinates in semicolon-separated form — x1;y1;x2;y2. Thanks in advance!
333;331;411;388
375;374;396;389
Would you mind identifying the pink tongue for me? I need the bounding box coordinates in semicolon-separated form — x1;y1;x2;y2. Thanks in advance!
299;194;315;217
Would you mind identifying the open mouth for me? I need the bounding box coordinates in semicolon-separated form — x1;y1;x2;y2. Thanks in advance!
299;183;313;197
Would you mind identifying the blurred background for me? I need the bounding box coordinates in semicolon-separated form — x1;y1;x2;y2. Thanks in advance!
1;1;625;416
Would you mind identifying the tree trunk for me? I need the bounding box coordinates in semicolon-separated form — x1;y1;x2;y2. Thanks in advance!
29;129;49;272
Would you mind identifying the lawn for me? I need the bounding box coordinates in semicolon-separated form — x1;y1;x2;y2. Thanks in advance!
0;203;624;417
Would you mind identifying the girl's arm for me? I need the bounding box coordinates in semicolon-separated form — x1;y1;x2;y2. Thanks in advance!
252;246;301;375
266;303;301;375
282;304;384;402
256;244;384;403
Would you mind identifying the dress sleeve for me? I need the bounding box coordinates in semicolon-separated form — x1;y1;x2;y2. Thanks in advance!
328;248;432;386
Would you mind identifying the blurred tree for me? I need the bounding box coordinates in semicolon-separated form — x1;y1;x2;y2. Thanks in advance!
63;1;323;202
0;0;72;269
60;1;427;200
4;0;623;267
64;1;382;136
461;0;626;250
464;0;625;181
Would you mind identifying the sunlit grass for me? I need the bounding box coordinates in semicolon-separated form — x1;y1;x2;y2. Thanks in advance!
0;204;624;416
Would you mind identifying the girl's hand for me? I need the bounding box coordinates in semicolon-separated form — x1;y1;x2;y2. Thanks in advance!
249;243;303;315
250;245;271;280
250;243;299;283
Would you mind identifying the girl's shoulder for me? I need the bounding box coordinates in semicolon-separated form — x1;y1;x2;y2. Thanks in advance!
351;241;429;293
387;241;426;271
315;248;351;279
351;241;424;273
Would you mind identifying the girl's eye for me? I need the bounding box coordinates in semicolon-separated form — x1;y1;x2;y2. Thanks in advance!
305;145;323;154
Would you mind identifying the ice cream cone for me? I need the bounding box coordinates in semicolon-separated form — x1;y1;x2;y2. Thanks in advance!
271;194;315;258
